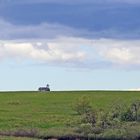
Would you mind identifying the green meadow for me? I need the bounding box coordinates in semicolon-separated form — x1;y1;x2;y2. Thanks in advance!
0;91;140;139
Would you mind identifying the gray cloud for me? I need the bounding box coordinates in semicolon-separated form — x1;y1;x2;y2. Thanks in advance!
0;19;140;40
1;1;140;40
0;19;92;40
1;0;140;5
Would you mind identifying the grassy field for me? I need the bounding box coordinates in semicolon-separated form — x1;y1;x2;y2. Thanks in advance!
0;90;140;139
0;136;39;140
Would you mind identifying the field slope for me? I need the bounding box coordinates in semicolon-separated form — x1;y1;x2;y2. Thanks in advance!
0;91;140;138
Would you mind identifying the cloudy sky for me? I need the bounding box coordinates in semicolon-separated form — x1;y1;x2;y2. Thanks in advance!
0;0;140;91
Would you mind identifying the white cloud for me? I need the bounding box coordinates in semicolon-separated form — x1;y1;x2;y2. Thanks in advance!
0;39;86;64
98;39;140;65
0;38;140;69
102;48;134;64
128;88;140;91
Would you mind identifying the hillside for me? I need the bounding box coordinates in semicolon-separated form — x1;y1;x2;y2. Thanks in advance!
0;91;140;139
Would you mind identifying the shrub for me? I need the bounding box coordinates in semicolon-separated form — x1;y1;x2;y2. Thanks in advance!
73;96;92;115
130;100;140;121
79;123;93;136
120;100;140;122
82;110;97;127
72;98;140;139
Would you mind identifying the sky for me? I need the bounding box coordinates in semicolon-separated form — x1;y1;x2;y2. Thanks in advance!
0;0;140;91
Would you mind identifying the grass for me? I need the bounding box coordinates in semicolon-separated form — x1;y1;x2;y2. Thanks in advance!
0;90;140;138
0;136;39;140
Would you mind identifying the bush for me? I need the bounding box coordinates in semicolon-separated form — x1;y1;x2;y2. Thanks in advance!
130;100;140;121
120;100;140;122
73;96;92;115
79;123;93;136
72;98;140;139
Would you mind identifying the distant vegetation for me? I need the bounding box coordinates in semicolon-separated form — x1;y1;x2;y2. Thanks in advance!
73;96;140;139
0;91;140;139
